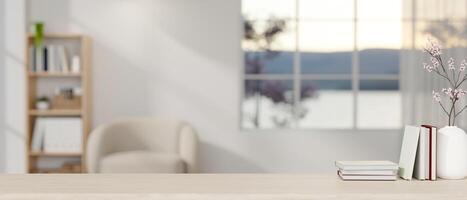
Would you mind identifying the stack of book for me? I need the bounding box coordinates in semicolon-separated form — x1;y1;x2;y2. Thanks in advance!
399;125;437;180
335;160;398;181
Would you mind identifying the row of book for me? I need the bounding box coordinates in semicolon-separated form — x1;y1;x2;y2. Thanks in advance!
399;125;437;181
31;117;83;153
29;45;80;73
335;160;398;181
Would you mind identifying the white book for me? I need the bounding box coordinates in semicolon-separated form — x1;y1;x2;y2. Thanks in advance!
71;55;81;73
47;45;56;72
414;128;426;180
31;118;46;151
57;46;69;73
35;46;44;72
29;47;35;72
43;118;83;153
398;125;421;180
339;170;397;176
338;171;397;181
335;160;398;171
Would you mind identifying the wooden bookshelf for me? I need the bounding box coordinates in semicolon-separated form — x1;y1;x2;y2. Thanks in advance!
25;34;92;173
28;72;81;77
29;151;82;157
29;109;82;116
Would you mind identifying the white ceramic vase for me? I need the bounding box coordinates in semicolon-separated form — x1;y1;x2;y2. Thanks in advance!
437;126;467;179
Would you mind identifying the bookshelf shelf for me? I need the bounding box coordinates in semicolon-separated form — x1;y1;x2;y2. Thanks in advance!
25;33;92;174
29;109;82;116
28;33;84;40
29;151;82;157
28;72;81;78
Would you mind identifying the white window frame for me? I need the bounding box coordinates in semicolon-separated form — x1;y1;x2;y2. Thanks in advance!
241;0;403;131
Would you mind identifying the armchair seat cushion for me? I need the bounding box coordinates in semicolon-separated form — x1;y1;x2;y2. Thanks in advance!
99;151;185;173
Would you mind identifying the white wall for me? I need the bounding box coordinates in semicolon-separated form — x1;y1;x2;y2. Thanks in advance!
6;0;405;173
0;0;5;172
0;0;26;173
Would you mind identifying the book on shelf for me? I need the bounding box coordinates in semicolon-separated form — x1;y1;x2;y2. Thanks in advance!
398;125;437;181
31;117;83;153
31;118;46;151
29;45;72;74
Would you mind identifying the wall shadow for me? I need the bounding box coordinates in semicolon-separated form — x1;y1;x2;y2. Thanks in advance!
199;142;266;173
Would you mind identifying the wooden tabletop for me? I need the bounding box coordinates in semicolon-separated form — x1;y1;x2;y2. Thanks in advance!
0;174;465;199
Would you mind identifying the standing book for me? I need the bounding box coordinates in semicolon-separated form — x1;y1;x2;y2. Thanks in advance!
422;125;437;180
413;127;427;180
398;125;421;180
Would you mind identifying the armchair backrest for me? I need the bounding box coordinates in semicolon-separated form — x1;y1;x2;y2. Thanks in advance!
87;117;198;173
102;118;183;153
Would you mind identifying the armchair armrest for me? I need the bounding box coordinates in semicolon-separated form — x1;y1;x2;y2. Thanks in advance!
179;125;198;173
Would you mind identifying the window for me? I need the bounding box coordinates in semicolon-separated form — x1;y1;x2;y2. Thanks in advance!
242;0;402;129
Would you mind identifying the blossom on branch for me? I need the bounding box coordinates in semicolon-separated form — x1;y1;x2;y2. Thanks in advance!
425;37;443;56
460;60;466;71
423;63;434;72
448;57;455;70
432;91;441;102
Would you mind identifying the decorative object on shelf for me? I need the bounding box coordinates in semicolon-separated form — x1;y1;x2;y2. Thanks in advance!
52;87;82;109
71;55;81;73
33;22;45;72
33;22;44;48
437;126;467;179
423;38;467;179
35;96;50;110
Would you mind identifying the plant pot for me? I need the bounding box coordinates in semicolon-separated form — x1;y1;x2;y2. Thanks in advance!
437;126;467;179
36;101;50;110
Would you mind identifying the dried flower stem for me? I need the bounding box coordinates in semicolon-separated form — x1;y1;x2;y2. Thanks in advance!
424;39;467;126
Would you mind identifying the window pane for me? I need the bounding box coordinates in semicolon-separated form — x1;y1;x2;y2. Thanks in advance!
299;21;354;52
300;21;353;74
243;20;296;74
358;21;401;74
358;0;403;19
299;0;354;20
417;21;467;49
243;80;294;129
242;0;296;20
298;80;353;129
357;80;401;129
301;52;352;74
357;21;402;50
359;50;400;75
416;0;467;21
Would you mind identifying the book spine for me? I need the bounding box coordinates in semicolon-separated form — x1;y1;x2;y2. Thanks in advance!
43;46;48;72
429;127;432;180
30;47;36;72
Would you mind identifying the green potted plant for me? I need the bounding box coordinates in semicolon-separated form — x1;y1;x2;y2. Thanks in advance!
36;96;50;110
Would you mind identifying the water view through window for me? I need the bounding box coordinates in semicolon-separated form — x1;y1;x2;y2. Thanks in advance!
242;0;403;129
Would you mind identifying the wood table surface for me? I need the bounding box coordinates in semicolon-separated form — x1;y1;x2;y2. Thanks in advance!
0;174;465;199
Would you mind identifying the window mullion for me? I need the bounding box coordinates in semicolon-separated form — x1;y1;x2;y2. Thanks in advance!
293;0;301;128
352;0;359;129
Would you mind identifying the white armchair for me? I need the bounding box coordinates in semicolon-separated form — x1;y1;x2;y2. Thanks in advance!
86;118;198;173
